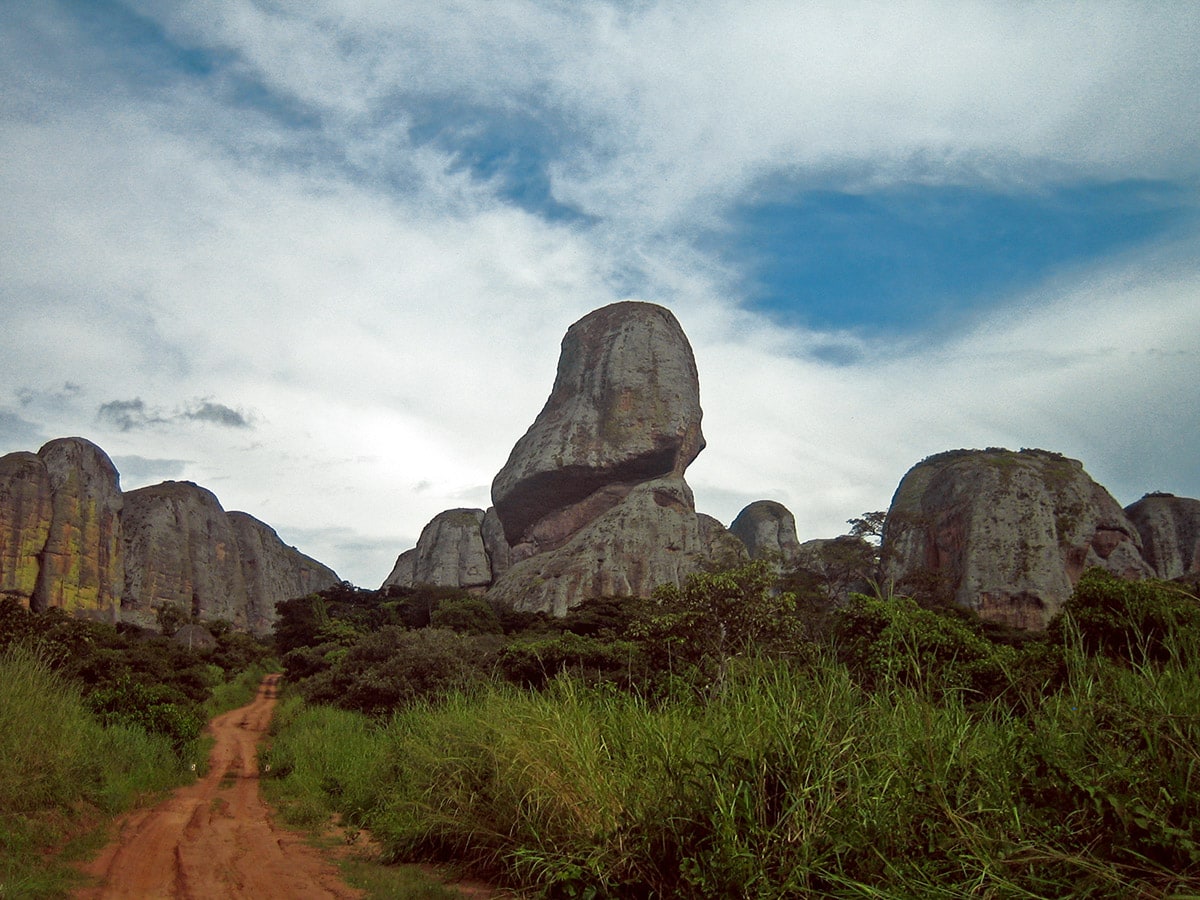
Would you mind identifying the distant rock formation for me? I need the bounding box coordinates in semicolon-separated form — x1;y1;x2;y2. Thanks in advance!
882;448;1153;629
228;511;340;633
1125;493;1200;580
730;500;802;565
33;438;125;619
0;451;53;604
486;301;713;614
381;508;492;592
122;481;338;635
699;513;750;568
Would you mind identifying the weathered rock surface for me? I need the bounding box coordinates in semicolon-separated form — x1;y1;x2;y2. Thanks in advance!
229;511;339;633
33;438;124;619
491;301;705;557
480;302;714;613
699;513;750;568
480;507;513;581
730;500;802;565
1125;493;1200;580
488;476;710;615
0;452;52;604
381;508;492;592
882;448;1154;629
121;481;249;629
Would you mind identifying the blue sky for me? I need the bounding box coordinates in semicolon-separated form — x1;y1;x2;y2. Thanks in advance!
2;1;1199;586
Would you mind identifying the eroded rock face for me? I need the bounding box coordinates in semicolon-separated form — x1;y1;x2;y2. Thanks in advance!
730;500;802;565
0;452;52;605
229;511;339;634
33;438;124;619
381;508;492;592
121;481;249;629
882;449;1153;629
488;476;709;615
699;513;750;568
491;301;705;556
1125;494;1200;580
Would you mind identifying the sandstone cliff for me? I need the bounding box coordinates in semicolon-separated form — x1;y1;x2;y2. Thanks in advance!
33;438;124;619
0;451;52;604
882;448;1153;629
1124;493;1200;581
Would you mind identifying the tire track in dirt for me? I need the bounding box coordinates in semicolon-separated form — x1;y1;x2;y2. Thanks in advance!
75;674;362;899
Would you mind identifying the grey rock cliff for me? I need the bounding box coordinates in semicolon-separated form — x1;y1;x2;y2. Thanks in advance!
229;511;339;633
0;451;53;605
381;508;492;592
1125;494;1200;580
882;448;1153;629
485;302;711;613
730;500;801;565
32;438;124;619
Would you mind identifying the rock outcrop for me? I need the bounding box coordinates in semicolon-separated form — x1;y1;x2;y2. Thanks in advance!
729;500;802;565
882;448;1154;629
121;481;250;629
486;302;711;613
229;511;340;633
381;508;492;592
32;438;124;619
699;513;750;568
0;451;53;604
1125;493;1200;581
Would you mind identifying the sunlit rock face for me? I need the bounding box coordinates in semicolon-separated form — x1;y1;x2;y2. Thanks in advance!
486;301;711;614
0;451;53;605
32;438;124;620
1125;493;1200;581
730;500;802;566
881;448;1154;630
228;511;339;634
380;508;492;592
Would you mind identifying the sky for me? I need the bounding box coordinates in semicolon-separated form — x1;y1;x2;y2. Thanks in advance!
2;1;1198;588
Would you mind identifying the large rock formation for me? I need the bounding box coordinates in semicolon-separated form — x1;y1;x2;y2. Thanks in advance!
381;508;492;592
882;448;1154;629
487;302;711;613
730;500;802;565
32;438;124;619
121;481;250;629
0;452;53;604
229;511;340;633
121;482;339;635
1125;493;1200;581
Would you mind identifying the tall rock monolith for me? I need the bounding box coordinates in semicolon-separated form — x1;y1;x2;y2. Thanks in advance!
1124;493;1200;581
0;451;53;605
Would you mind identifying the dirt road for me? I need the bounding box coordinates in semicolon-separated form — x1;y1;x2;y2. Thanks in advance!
76;674;362;899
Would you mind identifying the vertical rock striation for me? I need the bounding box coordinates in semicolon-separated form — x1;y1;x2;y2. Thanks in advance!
1124;493;1200;580
0;451;53;605
380;508;492;592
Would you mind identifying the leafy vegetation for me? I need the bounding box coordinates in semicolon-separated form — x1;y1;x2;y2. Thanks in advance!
265;567;1200;898
0;597;276;897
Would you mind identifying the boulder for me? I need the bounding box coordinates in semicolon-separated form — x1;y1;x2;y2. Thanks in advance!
882;448;1153;629
32;438;124;619
381;508;492;592
487;476;709;616
0;452;53;605
484;302;713;614
729;500;802;565
228;511;340;634
121;481;249;629
1124;493;1200;580
491;301;705;556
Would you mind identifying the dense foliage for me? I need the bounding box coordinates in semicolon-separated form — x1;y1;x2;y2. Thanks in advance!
266;566;1200;898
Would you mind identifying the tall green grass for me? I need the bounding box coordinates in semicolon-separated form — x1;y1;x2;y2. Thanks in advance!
266;638;1200;898
0;646;188;897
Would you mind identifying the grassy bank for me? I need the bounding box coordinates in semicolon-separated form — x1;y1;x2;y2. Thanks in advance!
264;633;1200;898
0;646;189;898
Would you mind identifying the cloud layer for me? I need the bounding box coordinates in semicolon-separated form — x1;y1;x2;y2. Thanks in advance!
2;1;1197;585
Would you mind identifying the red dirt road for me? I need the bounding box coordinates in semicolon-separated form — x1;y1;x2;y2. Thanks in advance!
76;674;362;899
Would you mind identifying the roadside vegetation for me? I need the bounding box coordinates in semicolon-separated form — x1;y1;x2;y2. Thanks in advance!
264;566;1200;898
0;598;275;898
